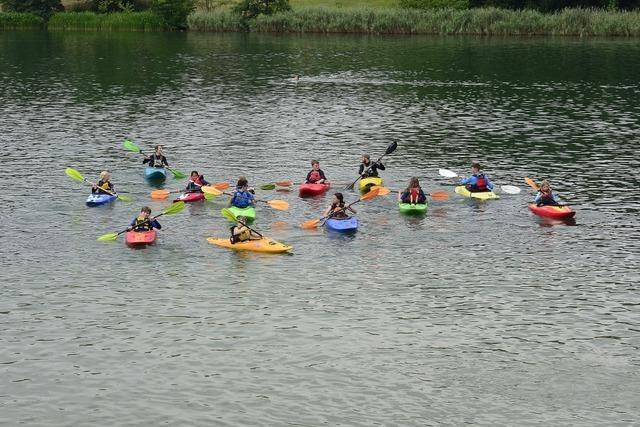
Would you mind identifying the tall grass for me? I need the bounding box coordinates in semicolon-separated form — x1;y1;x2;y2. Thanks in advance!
189;6;640;36
48;11;165;31
0;12;45;30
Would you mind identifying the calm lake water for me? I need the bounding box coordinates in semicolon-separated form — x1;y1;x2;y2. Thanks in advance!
1;31;639;426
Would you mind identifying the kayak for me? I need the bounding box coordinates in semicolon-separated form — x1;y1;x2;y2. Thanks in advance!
144;167;167;181
455;186;500;200
359;177;383;192
125;230;157;247
398;203;428;214
207;237;291;254
299;183;330;197
228;206;256;223
174;192;205;203
325;216;358;233
86;193;117;207
528;203;576;219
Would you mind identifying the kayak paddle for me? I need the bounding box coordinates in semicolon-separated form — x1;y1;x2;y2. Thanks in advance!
525;177;540;191
371;185;450;201
96;201;186;241
438;168;459;178
345;141;398;190
202;186;289;211
440;168;520;194
300;187;381;230
123;139;186;179
221;208;263;238
150;182;230;200
65;168;132;202
259;180;293;190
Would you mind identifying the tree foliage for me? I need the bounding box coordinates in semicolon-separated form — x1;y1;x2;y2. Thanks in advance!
150;0;196;29
232;0;291;20
0;0;63;18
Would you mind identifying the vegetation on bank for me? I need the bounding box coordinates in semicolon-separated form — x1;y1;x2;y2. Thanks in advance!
1;0;640;35
189;7;640;35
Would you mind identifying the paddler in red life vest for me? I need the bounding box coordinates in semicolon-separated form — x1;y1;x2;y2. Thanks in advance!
305;160;329;184
398;177;427;204
185;170;210;193
535;180;561;206
91;171;115;195
459;162;494;193
127;206;161;232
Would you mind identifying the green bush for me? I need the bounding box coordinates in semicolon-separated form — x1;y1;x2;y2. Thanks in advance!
232;0;291;20
64;0;151;13
0;0;63;19
47;10;164;29
151;0;196;29
0;11;45;28
400;0;470;9
187;9;244;30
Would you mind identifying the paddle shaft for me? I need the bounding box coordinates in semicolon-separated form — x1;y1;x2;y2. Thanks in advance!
122;212;166;236
321;198;362;224
347;153;389;189
84;177;117;197
234;218;263;238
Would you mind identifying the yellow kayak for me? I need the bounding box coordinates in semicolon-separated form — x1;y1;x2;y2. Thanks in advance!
359;177;383;192
455;186;500;200
207;237;292;254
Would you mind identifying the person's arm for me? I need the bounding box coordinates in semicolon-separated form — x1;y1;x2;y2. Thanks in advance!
142;157;150;164
305;171;312;183
534;192;542;203
397;191;402;202
419;189;427;203
376;162;385;171
201;177;209;186
358;164;365;175
319;170;327;181
486;175;494;190
162;156;169;167
323;205;332;216
151;219;161;230
249;193;256;206
459;176;473;185
347;205;357;214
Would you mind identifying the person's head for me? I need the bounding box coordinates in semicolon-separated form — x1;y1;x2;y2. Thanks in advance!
471;162;481;174
100;171;111;181
540;180;551;192
362;154;370;164
237;176;248;188
190;171;199;179
140;206;151;218
333;192;344;205
154;145;163;155
409;177;420;189
237;216;247;225
311;160;320;170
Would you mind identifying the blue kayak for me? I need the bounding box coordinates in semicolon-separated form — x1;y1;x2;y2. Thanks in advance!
144;167;167;181
325;216;358;233
86;193;117;207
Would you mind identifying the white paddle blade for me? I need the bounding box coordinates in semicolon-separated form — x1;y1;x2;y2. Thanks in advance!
501;185;521;194
438;168;458;178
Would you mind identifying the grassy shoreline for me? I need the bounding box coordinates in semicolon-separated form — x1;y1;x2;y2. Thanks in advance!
2;7;640;36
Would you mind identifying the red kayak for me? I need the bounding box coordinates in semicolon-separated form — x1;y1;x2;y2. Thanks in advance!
174;192;205;203
299;183;330;197
125;230;157;247
528;203;575;219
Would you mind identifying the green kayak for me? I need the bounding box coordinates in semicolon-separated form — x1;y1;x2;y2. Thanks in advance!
227;206;256;223
398;203;427;215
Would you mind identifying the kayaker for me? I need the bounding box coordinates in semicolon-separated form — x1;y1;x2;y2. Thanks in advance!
127;206;161;232
185;170;209;193
143;145;169;168
229;177;255;208
358;154;385;178
535;180;561;206
398;177;427;204
459;162;494;193
305;160;329;184
230;216;261;244
324;193;356;219
91;171;115;195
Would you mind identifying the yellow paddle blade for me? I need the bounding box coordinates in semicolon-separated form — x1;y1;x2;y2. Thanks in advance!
525;177;539;191
202;185;223;196
360;187;381;201
276;180;292;187
370;185;391;196
150;189;170;199
213;182;230;190
267;200;289;211
204;192;216;201
221;208;236;222
430;191;449;201
300;219;320;229
65;167;84;182
116;194;133;202
97;232;118;241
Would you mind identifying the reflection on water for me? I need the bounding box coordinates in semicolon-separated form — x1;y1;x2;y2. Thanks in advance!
0;31;639;426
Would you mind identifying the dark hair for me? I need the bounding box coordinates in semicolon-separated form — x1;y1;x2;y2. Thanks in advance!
471;162;481;170
141;206;151;214
334;192;344;203
190;170;199;176
363;154;370;161
311;160;319;166
408;177;420;189
237;176;248;187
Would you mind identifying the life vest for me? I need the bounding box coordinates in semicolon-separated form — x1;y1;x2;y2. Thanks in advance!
230;225;250;243
133;215;152;231
308;170;322;183
469;174;488;192
150;154;165;167
410;188;419;201
95;180;113;194
539;190;558;206
330;202;348;219
231;189;253;208
187;175;204;191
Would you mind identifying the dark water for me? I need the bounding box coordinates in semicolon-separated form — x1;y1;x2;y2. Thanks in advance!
1;31;639;425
